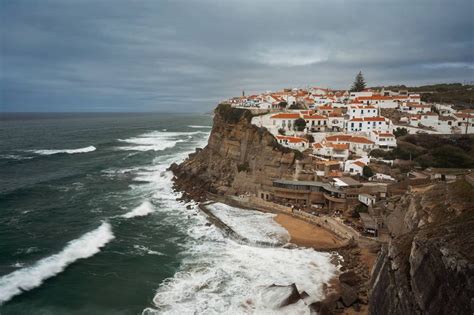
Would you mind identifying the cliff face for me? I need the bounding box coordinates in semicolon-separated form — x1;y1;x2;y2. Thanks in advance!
171;104;311;199
370;180;474;315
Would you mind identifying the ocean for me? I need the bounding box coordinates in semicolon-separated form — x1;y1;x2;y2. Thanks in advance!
0;113;337;314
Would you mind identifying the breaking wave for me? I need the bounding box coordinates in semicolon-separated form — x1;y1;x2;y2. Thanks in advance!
32;145;96;155
0;222;114;305
122;200;155;219
188;125;212;129
117;131;205;152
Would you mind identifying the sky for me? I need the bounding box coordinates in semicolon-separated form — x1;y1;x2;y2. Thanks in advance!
1;0;473;113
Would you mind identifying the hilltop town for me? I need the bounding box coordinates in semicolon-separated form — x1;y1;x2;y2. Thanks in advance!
171;74;473;314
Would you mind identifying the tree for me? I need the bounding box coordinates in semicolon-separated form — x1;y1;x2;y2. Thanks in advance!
350;71;367;92
393;127;408;138
362;165;374;178
278;101;287;109
294;118;307;131
278;128;286;135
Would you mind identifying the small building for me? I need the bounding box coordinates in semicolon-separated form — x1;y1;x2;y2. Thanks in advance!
359;212;378;236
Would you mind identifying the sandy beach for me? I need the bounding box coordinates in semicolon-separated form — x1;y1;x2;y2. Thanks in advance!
273;213;344;249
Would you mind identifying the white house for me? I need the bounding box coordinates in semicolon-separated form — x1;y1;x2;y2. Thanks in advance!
348;104;378;119
419;112;439;129
349;90;373;100
344;159;367;176
327;112;345;131
399;102;432;114
453;112;474;134
356;95;398;109
345;117;393;133
370;131;397;149
325;134;375;156
303;113;328;132
312;141;350;161
270;113;301;131
276;135;309;151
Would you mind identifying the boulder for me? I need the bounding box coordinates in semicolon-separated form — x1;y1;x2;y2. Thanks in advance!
309;301;333;315
340;283;358;307
339;270;359;286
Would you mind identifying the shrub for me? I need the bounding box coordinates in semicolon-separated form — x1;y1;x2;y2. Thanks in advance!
278;128;286;135
294;118;306;132
237;162;250;173
363;166;374;178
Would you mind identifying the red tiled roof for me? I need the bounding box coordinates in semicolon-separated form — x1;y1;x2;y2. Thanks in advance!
353;161;366;167
276;135;308;143
270;113;300;119
303;114;327;120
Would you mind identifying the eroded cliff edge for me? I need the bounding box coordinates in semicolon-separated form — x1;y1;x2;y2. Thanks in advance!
369;180;474;315
170;104;307;200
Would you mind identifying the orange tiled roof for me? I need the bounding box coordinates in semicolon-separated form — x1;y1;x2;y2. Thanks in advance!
270;113;301;119
276;135;308;143
353;161;366;167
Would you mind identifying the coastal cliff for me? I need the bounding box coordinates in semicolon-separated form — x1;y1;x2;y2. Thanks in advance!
171;104;309;199
369;180;474;315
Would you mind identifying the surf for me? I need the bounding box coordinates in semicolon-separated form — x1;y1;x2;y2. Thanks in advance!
0;222;114;305
32;145;96;155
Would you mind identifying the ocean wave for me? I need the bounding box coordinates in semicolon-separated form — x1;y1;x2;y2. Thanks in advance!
188;125;212;129
0;154;33;161
133;245;164;256
122;201;155;219
206;202;290;246
146;239;337;314
117;131;204;152
0;222;114;305
32;145;96;155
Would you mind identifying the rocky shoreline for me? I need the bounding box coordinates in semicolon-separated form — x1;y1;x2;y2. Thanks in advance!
171;176;375;314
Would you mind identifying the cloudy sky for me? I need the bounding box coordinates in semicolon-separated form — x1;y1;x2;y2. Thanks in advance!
1;0;473;112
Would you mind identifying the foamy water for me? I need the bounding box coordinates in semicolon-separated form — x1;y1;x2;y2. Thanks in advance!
0;222;114;305
122;200;155;218
32;145;96;155
206;202;291;246
118;131;205;152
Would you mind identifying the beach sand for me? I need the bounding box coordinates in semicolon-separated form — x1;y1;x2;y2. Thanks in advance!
273;213;344;249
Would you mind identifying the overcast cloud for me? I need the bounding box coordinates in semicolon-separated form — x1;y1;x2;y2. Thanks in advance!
1;0;473;112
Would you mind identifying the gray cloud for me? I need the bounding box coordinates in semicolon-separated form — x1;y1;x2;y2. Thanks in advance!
1;0;473;112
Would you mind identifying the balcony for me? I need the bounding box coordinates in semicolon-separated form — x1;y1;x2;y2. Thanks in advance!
323;193;346;203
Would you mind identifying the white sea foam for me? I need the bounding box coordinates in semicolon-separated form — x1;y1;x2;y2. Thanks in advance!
122;201;155;219
206;202;290;245
32;145;96;155
133;245;165;256
0;222;114;305
117;131;204;152
0;154;33;160
188;125;212;129
146;230;337;314
136;130;338;314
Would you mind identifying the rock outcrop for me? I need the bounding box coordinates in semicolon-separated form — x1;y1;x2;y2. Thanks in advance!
369;180;474;315
171;104;311;199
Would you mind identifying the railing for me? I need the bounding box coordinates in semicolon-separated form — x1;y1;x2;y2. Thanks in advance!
323;193;346;203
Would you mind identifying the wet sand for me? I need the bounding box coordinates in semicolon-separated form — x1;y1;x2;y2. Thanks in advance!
273;213;344;249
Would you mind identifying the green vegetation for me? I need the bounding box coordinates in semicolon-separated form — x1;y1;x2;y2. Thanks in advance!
217;103;252;123
363;166;374;178
370;134;474;168
294;118;307;131
393;127;408;138
289;102;305;110
350;71;367;92
372;83;474;108
278;128;286;135
278;101;287;109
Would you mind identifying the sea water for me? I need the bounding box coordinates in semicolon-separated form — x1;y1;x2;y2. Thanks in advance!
0;113;337;314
